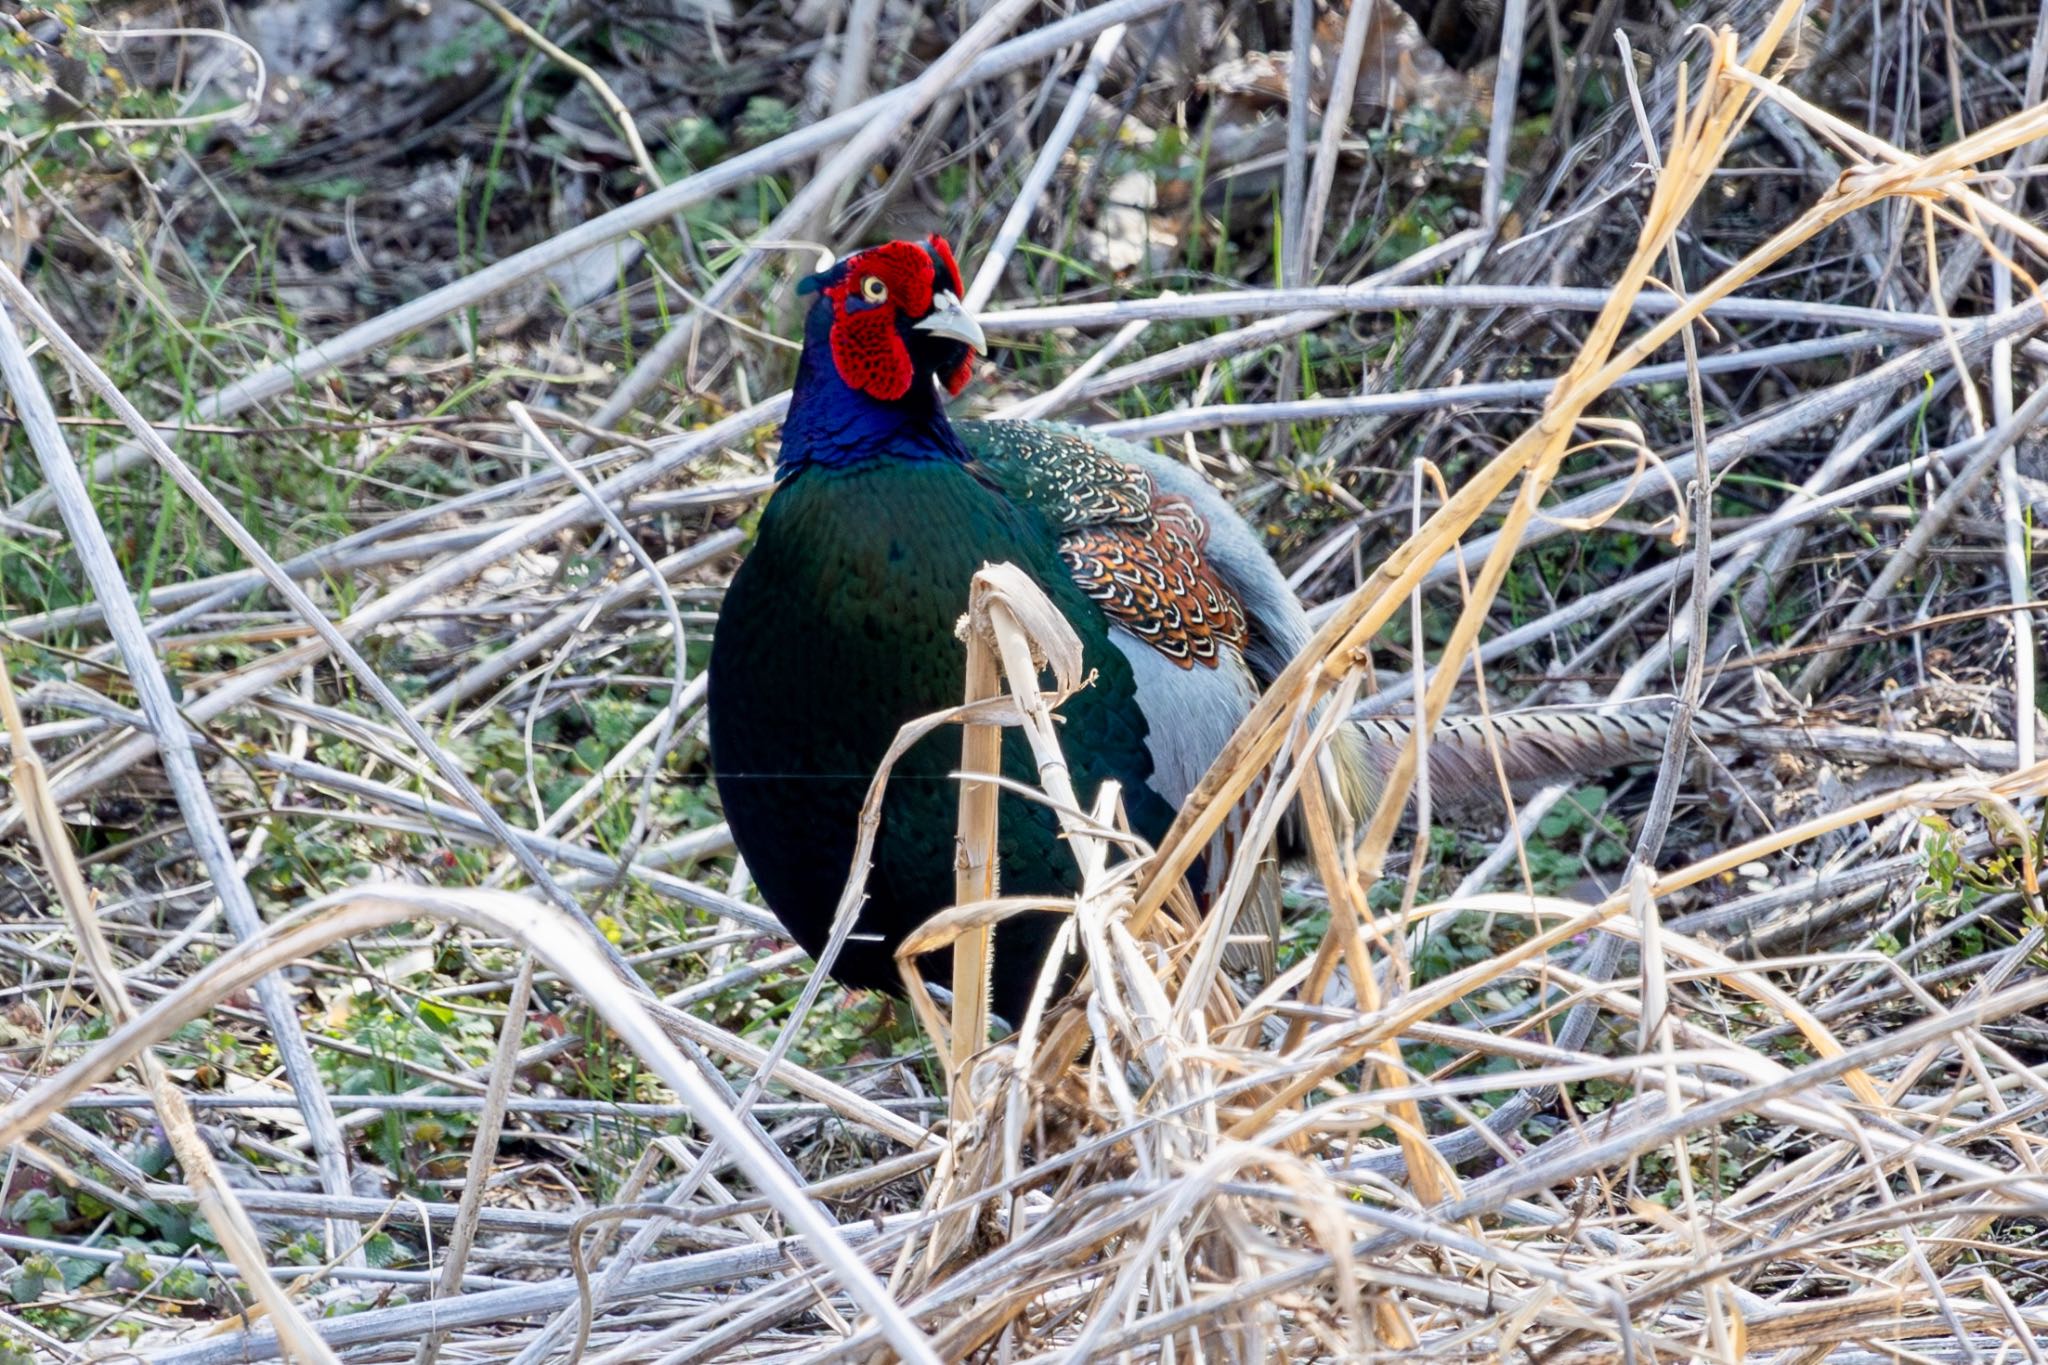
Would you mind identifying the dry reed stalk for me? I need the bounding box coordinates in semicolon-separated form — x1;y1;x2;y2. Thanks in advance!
1216;757;2048;1141
949;591;1004;1126
902;569;1112;1266
896;566;1341;1338
0;655;337;1363
0;279;365;1256
0;885;942;1363
410;957;531;1365
1133;10;2048;1034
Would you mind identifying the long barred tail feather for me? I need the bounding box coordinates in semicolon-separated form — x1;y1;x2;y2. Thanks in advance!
1338;705;1722;815
1325;702;2014;822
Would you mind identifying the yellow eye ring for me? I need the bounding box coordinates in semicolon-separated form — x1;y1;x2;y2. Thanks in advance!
860;276;889;304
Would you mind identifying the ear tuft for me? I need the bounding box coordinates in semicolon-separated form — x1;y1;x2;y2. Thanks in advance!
798;255;847;296
925;235;965;296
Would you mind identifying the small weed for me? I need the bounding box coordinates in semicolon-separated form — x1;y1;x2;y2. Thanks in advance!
736;96;798;148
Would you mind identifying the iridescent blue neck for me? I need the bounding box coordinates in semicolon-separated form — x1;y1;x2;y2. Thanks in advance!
777;298;969;472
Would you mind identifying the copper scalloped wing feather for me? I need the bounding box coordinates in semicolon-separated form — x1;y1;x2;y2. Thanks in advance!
968;425;1251;671
1058;495;1250;670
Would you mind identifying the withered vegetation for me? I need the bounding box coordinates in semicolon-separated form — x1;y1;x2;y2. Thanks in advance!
1;0;2046;1359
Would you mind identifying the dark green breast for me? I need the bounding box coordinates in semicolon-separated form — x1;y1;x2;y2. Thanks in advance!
707;455;1177;1022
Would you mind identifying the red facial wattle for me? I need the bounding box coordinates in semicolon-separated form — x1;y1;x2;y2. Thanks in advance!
824;237;976;401
827;302;914;400
938;349;973;398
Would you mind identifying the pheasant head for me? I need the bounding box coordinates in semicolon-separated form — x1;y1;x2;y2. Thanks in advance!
797;235;986;402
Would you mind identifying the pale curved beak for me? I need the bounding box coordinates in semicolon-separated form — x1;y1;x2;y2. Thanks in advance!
915;290;987;354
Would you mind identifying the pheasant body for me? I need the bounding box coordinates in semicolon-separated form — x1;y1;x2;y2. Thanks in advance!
709;237;1312;1022
710;442;1185;1013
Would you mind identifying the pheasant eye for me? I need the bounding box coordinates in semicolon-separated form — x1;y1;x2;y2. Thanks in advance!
859;276;889;304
